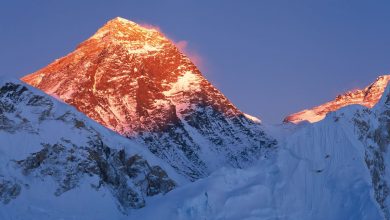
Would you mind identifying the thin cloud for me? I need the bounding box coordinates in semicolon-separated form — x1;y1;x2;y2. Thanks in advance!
174;40;203;68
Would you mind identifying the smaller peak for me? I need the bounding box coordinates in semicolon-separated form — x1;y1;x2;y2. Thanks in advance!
284;74;390;124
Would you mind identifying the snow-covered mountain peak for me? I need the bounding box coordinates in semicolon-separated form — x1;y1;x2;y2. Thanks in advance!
284;74;390;124
22;18;237;135
21;18;276;180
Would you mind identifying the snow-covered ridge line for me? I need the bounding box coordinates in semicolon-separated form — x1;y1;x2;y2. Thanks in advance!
284;75;390;124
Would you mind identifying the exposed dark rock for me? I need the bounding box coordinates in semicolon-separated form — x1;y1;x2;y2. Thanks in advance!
146;166;175;196
0;179;21;204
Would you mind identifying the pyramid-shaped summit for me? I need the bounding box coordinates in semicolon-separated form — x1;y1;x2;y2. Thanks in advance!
22;17;276;180
23;17;220;135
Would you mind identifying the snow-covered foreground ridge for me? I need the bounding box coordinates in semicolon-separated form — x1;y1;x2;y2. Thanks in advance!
0;79;185;219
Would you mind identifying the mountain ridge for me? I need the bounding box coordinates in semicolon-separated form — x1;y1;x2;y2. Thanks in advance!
284;75;390;124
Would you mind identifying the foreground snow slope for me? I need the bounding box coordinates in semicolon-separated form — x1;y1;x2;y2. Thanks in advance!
130;87;390;220
0;79;184;219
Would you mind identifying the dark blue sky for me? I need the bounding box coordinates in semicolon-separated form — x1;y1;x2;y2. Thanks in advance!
1;0;390;123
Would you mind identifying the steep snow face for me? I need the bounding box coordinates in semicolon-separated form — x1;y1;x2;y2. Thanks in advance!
284;75;390;124
274;116;382;220
0;79;181;218
21;17;276;180
277;84;390;219
351;85;390;219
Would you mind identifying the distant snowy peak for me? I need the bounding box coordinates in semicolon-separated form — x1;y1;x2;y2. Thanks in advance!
284;75;390;124
22;17;276;180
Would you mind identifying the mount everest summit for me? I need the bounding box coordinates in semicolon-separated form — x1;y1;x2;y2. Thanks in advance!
22;17;277;180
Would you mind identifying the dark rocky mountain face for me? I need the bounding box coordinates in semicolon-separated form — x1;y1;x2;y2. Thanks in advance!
22;17;277;180
0;80;176;211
